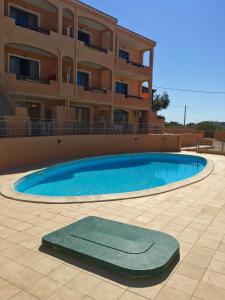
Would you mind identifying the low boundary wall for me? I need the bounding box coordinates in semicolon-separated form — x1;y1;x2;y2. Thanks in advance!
0;134;180;170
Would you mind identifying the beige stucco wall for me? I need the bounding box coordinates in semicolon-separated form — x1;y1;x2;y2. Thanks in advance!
0;134;180;170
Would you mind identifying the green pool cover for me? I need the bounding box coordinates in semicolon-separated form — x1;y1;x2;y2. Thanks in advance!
42;216;179;278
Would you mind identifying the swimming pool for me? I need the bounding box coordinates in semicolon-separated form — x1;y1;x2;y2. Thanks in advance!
14;153;207;197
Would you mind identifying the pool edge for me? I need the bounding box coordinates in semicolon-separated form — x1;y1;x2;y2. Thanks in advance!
0;153;214;204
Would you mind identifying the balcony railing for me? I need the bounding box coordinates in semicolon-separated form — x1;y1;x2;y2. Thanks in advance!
127;60;145;68
125;94;143;100
0;118;164;137
16;75;51;85
84;86;107;94
84;42;107;54
14;22;50;35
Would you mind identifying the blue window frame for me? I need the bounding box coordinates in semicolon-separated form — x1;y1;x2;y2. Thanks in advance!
77;71;89;88
115;82;128;95
119;49;129;61
10;6;38;28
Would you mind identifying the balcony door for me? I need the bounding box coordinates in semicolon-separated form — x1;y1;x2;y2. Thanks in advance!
78;30;91;44
77;71;90;88
10;6;38;29
10;55;39;81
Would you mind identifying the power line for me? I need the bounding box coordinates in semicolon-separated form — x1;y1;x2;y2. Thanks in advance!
153;86;225;94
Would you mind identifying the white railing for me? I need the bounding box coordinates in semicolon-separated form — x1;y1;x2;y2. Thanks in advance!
0;118;164;137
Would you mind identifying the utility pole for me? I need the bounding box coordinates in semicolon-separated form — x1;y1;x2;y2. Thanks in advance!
184;105;187;126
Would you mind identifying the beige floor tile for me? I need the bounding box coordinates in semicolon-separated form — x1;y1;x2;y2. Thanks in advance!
166;273;199;295
175;262;205;281
47;286;84;300
0;244;28;259
202;270;225;290
128;281;163;299
0;261;25;281
119;291;146;300
0;238;14;251
0;278;21;300
194;282;225;300
26;277;61;300
16;250;44;267
9;267;43;289
156;286;191;300
67;272;101;295
48;264;81;284
208;258;225;275
6;231;31;243
213;250;225;263
8;291;39;300
30;256;62;275
89;281;125;300
183;252;212;269
196;238;219;250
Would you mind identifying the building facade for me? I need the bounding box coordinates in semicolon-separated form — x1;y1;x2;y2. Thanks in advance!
0;0;160;135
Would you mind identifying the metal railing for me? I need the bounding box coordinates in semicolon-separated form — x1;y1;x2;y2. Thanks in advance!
15;22;50;35
0;118;164;137
84;42;108;53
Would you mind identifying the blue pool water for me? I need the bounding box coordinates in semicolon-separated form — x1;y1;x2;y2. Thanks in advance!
14;153;207;197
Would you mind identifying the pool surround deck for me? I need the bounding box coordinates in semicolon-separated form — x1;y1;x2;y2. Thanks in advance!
0;152;225;299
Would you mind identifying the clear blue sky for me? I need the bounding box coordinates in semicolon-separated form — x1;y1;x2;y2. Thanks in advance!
81;0;225;124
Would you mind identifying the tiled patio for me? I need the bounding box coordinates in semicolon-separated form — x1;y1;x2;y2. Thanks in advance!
0;152;225;300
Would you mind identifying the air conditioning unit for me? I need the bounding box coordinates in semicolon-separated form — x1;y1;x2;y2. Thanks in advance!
135;111;142;118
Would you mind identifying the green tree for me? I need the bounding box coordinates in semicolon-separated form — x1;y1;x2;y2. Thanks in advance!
152;91;170;112
196;121;222;131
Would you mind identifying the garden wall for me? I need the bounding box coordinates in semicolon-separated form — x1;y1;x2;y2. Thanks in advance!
0;134;180;170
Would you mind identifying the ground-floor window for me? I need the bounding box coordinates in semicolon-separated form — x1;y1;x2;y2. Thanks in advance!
114;110;128;124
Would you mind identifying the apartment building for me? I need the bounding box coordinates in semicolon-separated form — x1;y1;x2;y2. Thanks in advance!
0;0;159;134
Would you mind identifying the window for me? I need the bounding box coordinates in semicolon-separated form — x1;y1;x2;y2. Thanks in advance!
77;71;89;88
10;56;39;81
10;6;38;28
119;49;129;61
115;82;128;95
114;110;128;123
78;30;91;44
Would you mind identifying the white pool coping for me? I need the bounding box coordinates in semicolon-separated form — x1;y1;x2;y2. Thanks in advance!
1;153;214;204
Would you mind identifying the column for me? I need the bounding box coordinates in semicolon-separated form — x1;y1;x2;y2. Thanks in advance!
58;7;62;34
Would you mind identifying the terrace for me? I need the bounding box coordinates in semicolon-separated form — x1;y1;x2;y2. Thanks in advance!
0;152;225;299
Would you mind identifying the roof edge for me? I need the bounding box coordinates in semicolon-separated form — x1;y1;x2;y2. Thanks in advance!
117;25;157;46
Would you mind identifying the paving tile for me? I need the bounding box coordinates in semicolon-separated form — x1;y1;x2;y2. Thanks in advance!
128;281;163;299
67;272;101;295
166;273;199;295
26;277;61;300
119;291;147;300
0;244;28;259
89;281;125;300
0;278;20;300
48;264;81;284
47;286;84;300
16;250;44;267
30;256;62;275
0;261;25;281
194;282;225;300
9;267;43;289
8;291;39;300
208;258;225;275
175;262;205;281
202;270;225;290
156;286;191;300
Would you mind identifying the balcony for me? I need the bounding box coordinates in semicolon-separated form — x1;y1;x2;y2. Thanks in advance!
77;86;112;105
114;93;150;110
77;41;114;69
4;73;60;97
117;58;151;80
